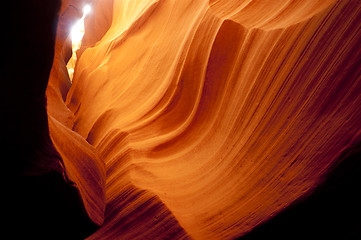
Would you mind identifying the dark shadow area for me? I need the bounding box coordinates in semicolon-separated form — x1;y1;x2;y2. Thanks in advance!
239;142;361;240
2;1;99;239
11;173;99;240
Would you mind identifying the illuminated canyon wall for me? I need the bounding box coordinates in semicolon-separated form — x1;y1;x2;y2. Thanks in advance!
10;0;360;239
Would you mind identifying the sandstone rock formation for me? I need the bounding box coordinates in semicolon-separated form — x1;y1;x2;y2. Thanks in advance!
9;0;361;239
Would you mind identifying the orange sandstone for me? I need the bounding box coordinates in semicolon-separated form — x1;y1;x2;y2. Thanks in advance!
46;0;361;239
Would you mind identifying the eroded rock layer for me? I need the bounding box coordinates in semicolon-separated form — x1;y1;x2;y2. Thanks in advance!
47;0;361;239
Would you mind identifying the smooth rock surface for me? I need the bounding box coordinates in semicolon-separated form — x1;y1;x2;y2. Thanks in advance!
45;0;361;239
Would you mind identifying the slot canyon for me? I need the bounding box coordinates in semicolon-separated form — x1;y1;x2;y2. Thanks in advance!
4;0;361;239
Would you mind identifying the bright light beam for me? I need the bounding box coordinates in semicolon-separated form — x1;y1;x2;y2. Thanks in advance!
67;5;92;80
83;4;91;15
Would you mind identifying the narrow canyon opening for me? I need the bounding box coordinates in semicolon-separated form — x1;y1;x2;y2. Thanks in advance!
66;4;92;80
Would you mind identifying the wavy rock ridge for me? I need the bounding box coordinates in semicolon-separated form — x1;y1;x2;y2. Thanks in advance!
47;0;361;239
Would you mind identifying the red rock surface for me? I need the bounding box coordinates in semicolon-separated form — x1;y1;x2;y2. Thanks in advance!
44;0;361;239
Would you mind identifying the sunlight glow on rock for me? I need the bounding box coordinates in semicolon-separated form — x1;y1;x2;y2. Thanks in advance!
45;1;361;239
66;5;91;80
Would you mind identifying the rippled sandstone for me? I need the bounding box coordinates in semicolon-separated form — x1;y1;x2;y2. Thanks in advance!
8;0;361;239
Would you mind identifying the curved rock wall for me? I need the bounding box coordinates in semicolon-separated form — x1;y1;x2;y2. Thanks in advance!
47;0;361;239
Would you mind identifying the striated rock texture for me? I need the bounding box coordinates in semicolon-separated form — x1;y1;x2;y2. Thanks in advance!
46;0;361;239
